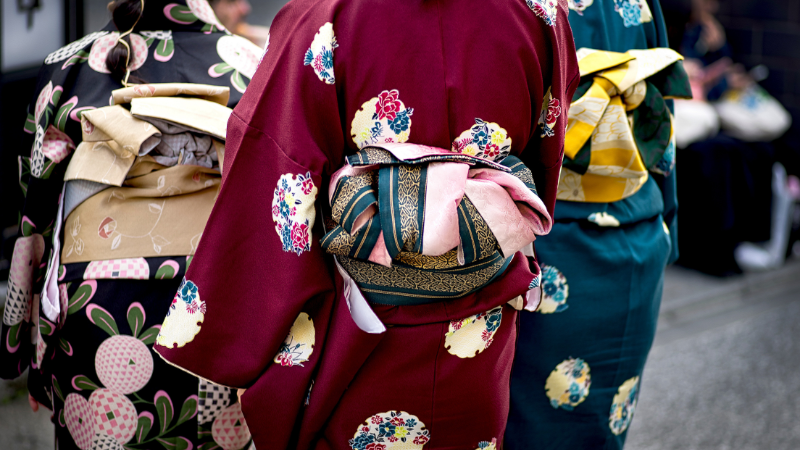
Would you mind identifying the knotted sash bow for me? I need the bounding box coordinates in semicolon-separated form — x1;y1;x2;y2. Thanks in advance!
322;144;551;304
559;48;692;203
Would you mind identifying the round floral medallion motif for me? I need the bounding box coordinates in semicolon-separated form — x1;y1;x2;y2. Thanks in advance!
444;306;503;358
303;22;338;84
89;389;137;444
274;312;315;367
545;357;592;410
156;278;206;348
88;33;148;74
271;172;318;256
349;411;430;449
451;119;511;162
609;376;640;435
537;264;569;314
351;90;414;149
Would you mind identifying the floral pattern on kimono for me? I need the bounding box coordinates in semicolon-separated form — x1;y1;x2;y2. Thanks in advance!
537;264;569;314
451;119;512;162
444;306;503;358
609;376;640;435
350;411;430;449
538;88;562;138
304;23;338;84
568;0;594;15
271;173;319;256
273;312;315;367
525;0;559;26
210;35;264;93
613;0;653;28
351;90;414;148
545;357;592;410
157;278;206;348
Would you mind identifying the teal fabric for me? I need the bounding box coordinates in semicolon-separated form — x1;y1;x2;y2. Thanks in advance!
508;1;678;448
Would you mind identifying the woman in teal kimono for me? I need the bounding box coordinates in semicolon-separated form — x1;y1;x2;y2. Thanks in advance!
507;0;691;448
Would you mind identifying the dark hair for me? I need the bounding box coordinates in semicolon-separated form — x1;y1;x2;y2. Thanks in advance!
105;0;145;83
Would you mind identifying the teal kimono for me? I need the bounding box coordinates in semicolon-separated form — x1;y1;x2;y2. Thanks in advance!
507;1;681;448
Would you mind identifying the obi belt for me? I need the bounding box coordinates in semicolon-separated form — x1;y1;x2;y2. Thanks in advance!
321;144;551;305
559;48;692;203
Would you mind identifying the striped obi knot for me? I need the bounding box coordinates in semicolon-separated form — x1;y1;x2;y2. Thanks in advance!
321;143;551;305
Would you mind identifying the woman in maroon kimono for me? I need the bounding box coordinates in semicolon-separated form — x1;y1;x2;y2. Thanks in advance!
156;0;579;448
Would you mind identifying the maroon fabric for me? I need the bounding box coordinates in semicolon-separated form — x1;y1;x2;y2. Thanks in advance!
156;0;579;448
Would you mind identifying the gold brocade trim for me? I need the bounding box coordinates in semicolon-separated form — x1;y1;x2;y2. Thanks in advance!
395;249;460;269
355;148;395;165
331;171;375;224
461;197;498;260
397;165;422;251
338;254;506;295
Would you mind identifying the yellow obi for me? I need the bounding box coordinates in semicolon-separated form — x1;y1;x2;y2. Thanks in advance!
558;48;691;203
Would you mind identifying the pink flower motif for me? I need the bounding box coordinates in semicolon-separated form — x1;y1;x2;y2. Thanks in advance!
484;338;494;348
362;426;370;433
98;217;116;239
313;54;324;73
387;436;398;443
413;436;429;445
375;90;402;121
389;417;405;426
366;444;386;450
278;190;285;202
450;320;462;331
291;222;310;252
453;138;470;153
272;205;280;217
484;143;500;158
371;415;384;424
290;206;297;217
481;329;492;342
301;178;314;195
546;98;561;124
276;353;294;367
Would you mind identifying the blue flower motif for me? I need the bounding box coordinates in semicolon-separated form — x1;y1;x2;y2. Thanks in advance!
543;282;558;297
619;1;642;27
281;225;292;252
405;418;417;428
472;126;490;148
322;48;334;70
388;110;411;134
349;432;375;450
279;199;292;219
485;312;502;332
180;280;198;303
378;422;396;437
303;49;314;66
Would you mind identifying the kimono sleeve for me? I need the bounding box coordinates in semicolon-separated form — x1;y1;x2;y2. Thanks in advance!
154;2;345;388
522;12;580;218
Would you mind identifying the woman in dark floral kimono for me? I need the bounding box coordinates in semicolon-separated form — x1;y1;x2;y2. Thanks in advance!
154;0;579;449
0;0;263;448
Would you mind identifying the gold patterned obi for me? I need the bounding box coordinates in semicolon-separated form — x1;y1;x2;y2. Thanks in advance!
558;48;692;203
322;143;551;305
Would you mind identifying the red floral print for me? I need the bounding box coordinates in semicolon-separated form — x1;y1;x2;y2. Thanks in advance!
375;89;402;121
546;98;561;123
291;222;310;251
98;217;116;239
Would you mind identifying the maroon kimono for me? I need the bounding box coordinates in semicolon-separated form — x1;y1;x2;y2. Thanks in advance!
155;0;579;448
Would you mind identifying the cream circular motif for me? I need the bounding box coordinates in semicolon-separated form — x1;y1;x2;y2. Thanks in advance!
537;264;569;314
272;172;318;256
451;119;511;162
444;306;503;358
216;35;262;79
88;33;148;74
156;278;205;348
545;357;591;410
303;22;338;84
351;89;414;149
350;411;430;449
274;312;315;367
609;376;640;435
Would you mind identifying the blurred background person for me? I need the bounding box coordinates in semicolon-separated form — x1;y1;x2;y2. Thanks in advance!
209;0;269;48
670;0;799;275
0;0;261;448
507;0;691;448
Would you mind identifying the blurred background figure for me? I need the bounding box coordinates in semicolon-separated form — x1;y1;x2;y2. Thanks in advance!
665;0;800;276
209;0;269;48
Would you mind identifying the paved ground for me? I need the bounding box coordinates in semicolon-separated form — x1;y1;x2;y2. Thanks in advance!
1;259;799;449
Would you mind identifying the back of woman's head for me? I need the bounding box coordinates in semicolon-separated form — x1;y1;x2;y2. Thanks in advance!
105;0;145;83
